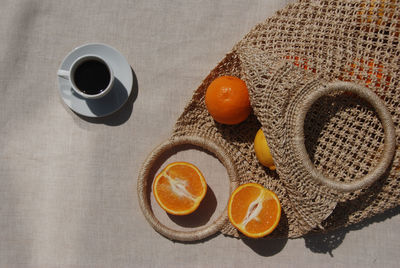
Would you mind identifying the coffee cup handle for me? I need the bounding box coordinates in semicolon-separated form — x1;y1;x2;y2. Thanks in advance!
57;69;70;79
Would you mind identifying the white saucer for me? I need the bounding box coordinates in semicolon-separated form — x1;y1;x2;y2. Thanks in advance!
57;43;133;117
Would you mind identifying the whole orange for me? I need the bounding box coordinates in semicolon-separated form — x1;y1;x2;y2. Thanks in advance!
205;76;251;125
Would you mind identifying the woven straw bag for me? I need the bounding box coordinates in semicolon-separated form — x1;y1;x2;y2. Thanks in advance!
138;0;400;241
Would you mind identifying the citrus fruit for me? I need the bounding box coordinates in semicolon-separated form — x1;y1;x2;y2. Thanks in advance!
254;128;276;170
228;183;281;238
153;162;207;215
205;76;251;125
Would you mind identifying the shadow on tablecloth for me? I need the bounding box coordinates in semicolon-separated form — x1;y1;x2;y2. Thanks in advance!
304;205;400;257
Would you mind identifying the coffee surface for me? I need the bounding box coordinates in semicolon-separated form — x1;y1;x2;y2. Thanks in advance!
74;60;110;95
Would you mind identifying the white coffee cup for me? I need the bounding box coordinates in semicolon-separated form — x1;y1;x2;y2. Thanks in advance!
57;55;114;99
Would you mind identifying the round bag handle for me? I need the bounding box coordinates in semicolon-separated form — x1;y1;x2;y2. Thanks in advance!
137;135;239;241
294;81;396;192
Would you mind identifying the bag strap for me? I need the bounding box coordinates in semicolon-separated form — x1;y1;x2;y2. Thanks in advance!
294;82;396;192
137;135;239;241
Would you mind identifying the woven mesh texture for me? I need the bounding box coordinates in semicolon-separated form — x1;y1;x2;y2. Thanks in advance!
171;0;400;238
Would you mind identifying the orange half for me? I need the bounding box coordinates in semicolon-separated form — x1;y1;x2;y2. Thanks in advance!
153;162;207;215
228;183;281;238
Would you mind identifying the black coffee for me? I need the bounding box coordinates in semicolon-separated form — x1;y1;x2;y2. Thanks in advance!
73;59;111;95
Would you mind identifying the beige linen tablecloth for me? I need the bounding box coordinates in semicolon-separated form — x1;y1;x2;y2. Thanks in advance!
1;0;400;267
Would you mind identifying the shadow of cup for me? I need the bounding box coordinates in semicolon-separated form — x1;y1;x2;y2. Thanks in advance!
76;67;139;126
